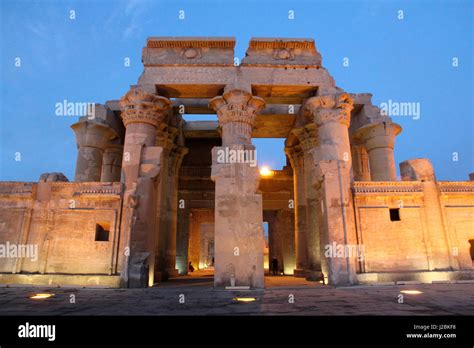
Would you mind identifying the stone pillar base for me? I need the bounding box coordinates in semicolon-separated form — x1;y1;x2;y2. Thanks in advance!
305;270;324;282
128;252;150;288
165;268;179;278
293;269;307;278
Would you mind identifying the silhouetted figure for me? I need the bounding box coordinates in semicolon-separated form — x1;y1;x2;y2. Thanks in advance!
212;257;215;266
271;258;279;276
188;261;195;273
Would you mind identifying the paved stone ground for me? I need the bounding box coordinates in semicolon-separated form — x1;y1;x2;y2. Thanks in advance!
0;275;473;315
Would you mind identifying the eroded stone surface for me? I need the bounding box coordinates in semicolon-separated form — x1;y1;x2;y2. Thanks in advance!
0;37;472;291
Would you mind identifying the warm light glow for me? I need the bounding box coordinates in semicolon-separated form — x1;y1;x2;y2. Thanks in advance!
29;293;54;300
259;166;273;177
233;297;257;302
400;290;423;295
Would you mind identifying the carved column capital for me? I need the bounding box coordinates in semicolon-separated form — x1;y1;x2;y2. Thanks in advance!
209;89;265;145
298;124;318;153
353;121;402;181
305;93;354;127
353;121;402;151
156;127;179;151
71;120;118;149
209;89;265;126
285;145;304;169
119;87;171;128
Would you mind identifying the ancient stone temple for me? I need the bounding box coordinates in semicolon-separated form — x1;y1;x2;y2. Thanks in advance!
0;37;473;288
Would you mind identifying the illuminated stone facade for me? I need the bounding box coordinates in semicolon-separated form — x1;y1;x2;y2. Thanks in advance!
0;37;473;288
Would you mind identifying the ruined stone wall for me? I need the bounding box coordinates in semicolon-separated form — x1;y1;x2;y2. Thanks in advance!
0;181;123;276
438;182;474;270
353;181;474;273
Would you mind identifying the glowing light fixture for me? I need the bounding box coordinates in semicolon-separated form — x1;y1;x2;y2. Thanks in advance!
29;293;54;300
233;297;257;302
259;166;273;177
400;290;422;295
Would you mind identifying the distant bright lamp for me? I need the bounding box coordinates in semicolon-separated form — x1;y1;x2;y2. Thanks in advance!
233;297;257;302
29;293;54;300
400;290;423;295
259;166;273;177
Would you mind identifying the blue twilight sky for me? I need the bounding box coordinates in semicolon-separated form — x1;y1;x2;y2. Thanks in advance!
0;0;473;182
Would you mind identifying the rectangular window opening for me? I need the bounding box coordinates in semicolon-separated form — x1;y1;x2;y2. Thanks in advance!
95;223;110;241
389;208;401;221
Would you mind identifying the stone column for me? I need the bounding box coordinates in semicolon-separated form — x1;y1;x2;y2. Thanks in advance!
118;87;171;287
298;124;323;279
188;211;199;269
71;121;118;182
305;93;358;286
145;115;188;281
120;88;171;186
162;144;188;279
152;128;171;281
209;89;265;289
101;144;123;182
354;121;402;181
276;209;296;275
350;141;371;181
265;210;283;274
285;145;308;277
176;207;191;275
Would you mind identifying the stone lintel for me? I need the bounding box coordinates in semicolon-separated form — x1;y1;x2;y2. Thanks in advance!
183;113;295;139
183;121;219;138
108;97;369;114
137;66;336;99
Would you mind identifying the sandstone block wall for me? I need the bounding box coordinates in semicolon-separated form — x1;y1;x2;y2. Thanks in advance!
353;181;474;273
0;181;123;276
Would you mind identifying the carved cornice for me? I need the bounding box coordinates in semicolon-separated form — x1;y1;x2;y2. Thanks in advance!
248;39;316;50
353;181;423;193
0;183;34;196
147;37;235;49
438;182;474;193
75;182;123;195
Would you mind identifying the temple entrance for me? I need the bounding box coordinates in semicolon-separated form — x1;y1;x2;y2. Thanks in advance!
175;131;301;288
